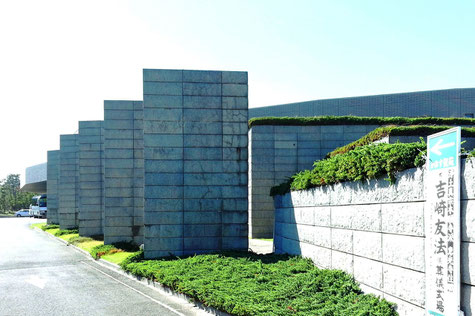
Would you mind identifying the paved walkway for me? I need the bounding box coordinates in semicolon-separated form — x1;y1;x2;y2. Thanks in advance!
0;217;209;316
249;239;273;254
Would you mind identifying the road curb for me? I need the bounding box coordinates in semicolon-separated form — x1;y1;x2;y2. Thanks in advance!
33;226;231;316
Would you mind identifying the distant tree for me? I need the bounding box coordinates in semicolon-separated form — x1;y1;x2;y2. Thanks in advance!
0;174;35;212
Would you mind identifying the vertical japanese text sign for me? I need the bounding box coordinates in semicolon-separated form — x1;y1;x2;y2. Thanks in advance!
426;127;462;316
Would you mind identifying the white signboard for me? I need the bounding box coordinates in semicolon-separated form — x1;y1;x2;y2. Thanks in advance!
425;127;462;316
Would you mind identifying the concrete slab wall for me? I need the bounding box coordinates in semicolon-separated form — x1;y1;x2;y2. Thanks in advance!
58;134;79;229
274;159;475;316
46;150;59;224
250;88;475;118
78;121;104;237
103;101;144;245
249;124;378;238
142;69;249;258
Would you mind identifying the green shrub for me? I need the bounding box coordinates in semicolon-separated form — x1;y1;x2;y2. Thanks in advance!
271;142;427;196
90;242;139;260
119;250;144;269
326;126;394;158
328;125;475;158
41;224;60;231
54;228;79;237
248;115;475;128
121;252;397;315
90;244;117;259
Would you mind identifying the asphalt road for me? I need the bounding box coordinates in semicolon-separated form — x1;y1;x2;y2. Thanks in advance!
0;217;209;316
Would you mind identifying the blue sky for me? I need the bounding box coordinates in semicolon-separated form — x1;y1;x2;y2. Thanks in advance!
0;0;474;181
125;0;475;103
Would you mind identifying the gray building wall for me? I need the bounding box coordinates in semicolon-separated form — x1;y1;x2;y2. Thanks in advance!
249;124;378;238
103;101;144;245
78;121;104;237
250;88;475;118
46;150;59;225
273;160;475;316
142;69;249;258
59;134;79;229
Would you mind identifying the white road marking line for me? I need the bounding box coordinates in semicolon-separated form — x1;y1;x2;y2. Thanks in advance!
81;262;186;316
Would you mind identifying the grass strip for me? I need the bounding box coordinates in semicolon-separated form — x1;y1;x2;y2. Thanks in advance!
120;252;397;315
29;223;137;265
59;233;79;242
41;224;60;231
46;228;60;236
248;115;475;128
101;251;137;264
76;240;104;253
90;242;140;260
30;223;46;230
54;228;79;237
251;238;273;242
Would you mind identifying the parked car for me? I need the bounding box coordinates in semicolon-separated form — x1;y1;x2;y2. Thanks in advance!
15;209;30;217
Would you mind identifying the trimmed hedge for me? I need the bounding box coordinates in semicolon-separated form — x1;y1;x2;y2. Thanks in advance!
271;142;426;196
248;115;475;128
121;251;397;315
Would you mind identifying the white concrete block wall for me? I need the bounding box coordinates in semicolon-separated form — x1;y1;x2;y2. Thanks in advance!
103;101;144;245
46;150;59;225
249;124;378;238
274;159;475;315
78;121;104;237
143;69;248;258
58;134;79;229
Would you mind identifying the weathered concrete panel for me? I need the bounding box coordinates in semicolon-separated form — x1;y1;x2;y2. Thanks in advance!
47;150;60;224
78;121;104;236
59;134;79;229
143;69;248;258
104;100;143;245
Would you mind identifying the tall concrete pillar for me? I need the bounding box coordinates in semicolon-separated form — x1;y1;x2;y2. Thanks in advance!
78;121;104;237
59;134;79;229
46;150;60;225
103;101;144;245
248;126;275;238
143;69;249;258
